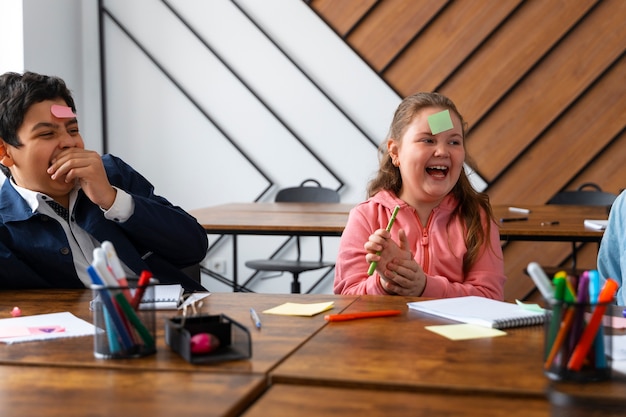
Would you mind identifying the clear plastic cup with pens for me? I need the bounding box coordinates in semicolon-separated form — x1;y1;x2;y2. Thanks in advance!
91;281;157;359
544;298;613;382
542;271;619;382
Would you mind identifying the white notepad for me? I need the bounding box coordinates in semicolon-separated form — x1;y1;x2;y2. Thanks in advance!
140;284;184;310
407;296;545;329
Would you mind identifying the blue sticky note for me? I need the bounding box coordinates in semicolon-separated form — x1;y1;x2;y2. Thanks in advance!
427;109;454;135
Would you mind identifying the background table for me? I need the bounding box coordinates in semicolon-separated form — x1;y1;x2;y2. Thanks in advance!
190;203;607;294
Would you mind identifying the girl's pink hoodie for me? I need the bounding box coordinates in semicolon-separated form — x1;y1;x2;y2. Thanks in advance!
334;190;506;300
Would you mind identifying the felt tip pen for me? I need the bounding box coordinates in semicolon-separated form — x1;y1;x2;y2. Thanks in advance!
541;221;560;226
324;310;402;322
508;207;531;214
567;278;618;371
130;270;153;309
526;262;554;301
250;308;262;329
367;205;401;276
499;217;528;222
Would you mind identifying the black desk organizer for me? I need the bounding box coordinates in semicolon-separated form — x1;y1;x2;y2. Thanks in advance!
165;314;252;364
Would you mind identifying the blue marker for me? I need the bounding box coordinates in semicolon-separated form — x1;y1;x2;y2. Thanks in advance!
88;266;135;352
588;269;607;368
250;308;262;330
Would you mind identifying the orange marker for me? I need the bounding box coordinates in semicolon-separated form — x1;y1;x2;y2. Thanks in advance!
324;310;402;322
543;273;576;370
567;278;618;371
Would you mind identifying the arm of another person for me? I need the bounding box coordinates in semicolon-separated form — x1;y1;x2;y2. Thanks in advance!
598;191;626;305
103;155;208;266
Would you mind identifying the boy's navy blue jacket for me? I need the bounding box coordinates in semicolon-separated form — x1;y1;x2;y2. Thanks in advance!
0;154;208;291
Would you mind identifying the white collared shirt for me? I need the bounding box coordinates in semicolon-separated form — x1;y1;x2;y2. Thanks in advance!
10;179;135;286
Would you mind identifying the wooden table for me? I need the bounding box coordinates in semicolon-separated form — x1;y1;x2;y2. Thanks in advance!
189;203;353;290
190;203;607;292
241;384;552;417
189;202;354;236
1;365;265;417
2;290;626;415
190;203;607;242
0;290;357;374
493;204;608;242
270;295;626;407
271;295;548;396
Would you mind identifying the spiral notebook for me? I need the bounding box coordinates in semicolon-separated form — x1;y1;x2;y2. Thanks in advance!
140;284;184;310
407;296;545;329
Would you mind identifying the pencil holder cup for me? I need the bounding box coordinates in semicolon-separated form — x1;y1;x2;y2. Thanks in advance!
543;299;613;382
91;283;157;359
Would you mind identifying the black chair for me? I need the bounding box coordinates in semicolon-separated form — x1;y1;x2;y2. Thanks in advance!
539;182;617;276
245;179;340;294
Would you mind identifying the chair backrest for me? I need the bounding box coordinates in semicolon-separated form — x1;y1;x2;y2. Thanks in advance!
274;179;339;263
547;182;617;207
275;179;340;203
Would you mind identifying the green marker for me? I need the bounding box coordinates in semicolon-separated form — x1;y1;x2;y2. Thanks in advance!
367;205;400;276
427;109;454;135
546;276;565;358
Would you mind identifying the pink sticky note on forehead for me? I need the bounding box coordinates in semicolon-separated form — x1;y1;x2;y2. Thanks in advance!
50;104;76;118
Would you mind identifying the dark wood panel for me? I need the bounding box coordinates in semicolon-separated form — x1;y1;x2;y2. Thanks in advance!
572;130;626;195
487;55;626;204
501;240;599;303
467;0;626;182
384;0;521;93
348;0;448;71
441;0;598;127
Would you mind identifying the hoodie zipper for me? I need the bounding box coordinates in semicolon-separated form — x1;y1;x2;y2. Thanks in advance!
420;213;434;273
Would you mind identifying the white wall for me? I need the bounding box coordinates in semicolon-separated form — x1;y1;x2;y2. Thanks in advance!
0;0;25;186
21;0;102;152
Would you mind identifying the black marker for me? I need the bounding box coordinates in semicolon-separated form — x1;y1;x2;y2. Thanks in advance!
541;221;560;226
499;217;529;222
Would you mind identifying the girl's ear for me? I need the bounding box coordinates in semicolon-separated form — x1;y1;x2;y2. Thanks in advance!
387;139;399;166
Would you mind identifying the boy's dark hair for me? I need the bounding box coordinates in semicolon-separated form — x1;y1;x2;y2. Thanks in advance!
0;71;76;177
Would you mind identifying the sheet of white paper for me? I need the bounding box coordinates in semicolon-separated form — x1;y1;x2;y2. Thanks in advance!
0;312;95;344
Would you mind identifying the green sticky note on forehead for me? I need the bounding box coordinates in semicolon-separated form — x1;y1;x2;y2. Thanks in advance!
427;109;454;135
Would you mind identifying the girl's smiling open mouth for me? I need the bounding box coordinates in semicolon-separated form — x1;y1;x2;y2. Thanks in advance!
426;165;449;178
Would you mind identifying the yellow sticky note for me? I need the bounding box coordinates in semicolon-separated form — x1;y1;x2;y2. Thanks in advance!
263;302;334;317
427;109;454;134
425;324;506;340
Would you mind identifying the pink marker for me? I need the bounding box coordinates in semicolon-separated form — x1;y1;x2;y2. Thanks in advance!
10;306;21;317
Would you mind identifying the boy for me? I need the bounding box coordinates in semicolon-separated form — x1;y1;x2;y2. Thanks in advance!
0;71;207;291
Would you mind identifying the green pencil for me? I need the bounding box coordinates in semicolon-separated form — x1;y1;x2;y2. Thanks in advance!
367;205;400;276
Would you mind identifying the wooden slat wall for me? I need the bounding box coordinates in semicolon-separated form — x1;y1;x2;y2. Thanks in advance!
309;0;626;302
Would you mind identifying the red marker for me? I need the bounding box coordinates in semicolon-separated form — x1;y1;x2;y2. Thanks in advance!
324;310;402;322
130;270;153;309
